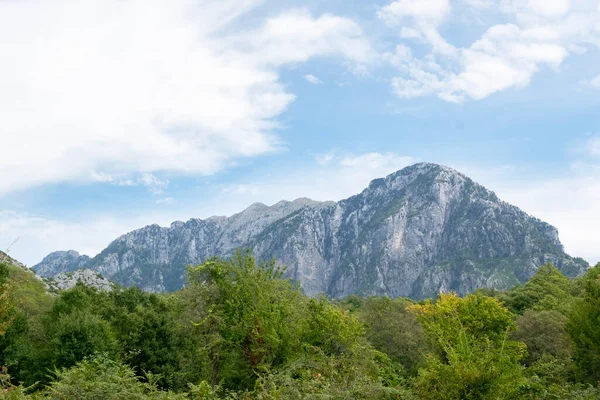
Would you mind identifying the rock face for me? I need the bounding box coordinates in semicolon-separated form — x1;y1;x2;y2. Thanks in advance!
32;250;90;278
33;163;589;299
47;269;115;292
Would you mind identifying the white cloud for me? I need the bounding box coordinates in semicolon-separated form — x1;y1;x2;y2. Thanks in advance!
568;43;588;54
139;174;170;195
590;74;600;88
315;153;335;165
526;0;570;18
0;1;371;196
155;197;176;205
382;0;600;101
400;27;422;39
378;0;451;25
91;172;169;194
462;0;495;9
221;184;262;196
378;0;456;55
235;11;373;66
388;24;569;101
304;74;324;84
580;134;600;157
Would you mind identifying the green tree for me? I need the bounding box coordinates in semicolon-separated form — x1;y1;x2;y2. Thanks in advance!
253;347;409;400
410;293;526;400
48;311;117;370
0;260;54;385
185;251;407;398
520;355;599;399
47;284;110;320
348;296;427;375
302;297;365;357
186;251;304;391
0;310;50;388
43;355;186;400
511;310;571;366
1;365;32;400
501;264;573;315
42;285;116;371
254;297;407;400
567;263;600;384
103;288;183;389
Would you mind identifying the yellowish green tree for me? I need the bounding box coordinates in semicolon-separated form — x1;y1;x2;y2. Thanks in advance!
410;293;526;400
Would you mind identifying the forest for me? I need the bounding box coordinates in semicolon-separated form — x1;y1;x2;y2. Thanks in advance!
1;251;600;399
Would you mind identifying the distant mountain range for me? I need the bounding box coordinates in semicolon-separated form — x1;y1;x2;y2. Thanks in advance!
32;163;589;299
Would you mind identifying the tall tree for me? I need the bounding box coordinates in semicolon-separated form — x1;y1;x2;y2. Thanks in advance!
103;288;183;389
501;264;573;315
511;310;571;366
349;296;427;375
186;250;304;391
410;293;526;400
567;264;600;384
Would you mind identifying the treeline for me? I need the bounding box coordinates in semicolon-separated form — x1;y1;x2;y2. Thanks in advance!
1;252;600;399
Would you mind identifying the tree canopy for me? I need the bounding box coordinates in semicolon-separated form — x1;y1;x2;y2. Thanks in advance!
1;255;600;399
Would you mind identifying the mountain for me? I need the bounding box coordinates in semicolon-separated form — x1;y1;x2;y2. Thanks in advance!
32;163;589;299
33;250;90;278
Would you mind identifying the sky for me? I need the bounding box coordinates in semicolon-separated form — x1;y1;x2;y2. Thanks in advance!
1;0;599;266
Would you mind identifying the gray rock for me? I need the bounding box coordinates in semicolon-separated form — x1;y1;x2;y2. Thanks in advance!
32;250;90;277
34;163;590;299
47;269;115;292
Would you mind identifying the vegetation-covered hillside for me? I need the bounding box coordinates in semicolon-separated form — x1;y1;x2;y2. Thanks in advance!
1;251;600;399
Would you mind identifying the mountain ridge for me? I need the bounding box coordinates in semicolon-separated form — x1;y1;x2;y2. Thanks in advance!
32;162;589;299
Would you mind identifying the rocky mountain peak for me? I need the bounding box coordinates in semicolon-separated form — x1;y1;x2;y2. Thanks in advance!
33;163;589;298
33;250;90;278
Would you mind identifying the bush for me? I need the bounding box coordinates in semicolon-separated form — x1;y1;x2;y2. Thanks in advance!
44;355;186;400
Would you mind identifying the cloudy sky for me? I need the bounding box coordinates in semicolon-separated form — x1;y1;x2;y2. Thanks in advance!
1;0;599;266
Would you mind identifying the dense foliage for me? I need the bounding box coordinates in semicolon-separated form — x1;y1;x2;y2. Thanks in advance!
0;264;13;336
1;256;600;399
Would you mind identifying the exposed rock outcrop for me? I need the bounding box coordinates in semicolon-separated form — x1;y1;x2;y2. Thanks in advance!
47;269;115;292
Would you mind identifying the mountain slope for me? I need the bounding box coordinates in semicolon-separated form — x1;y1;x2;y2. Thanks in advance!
1;250;28;271
32;163;589;298
33;250;90;278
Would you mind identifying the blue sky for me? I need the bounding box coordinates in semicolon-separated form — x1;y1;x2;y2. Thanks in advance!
1;0;599;266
